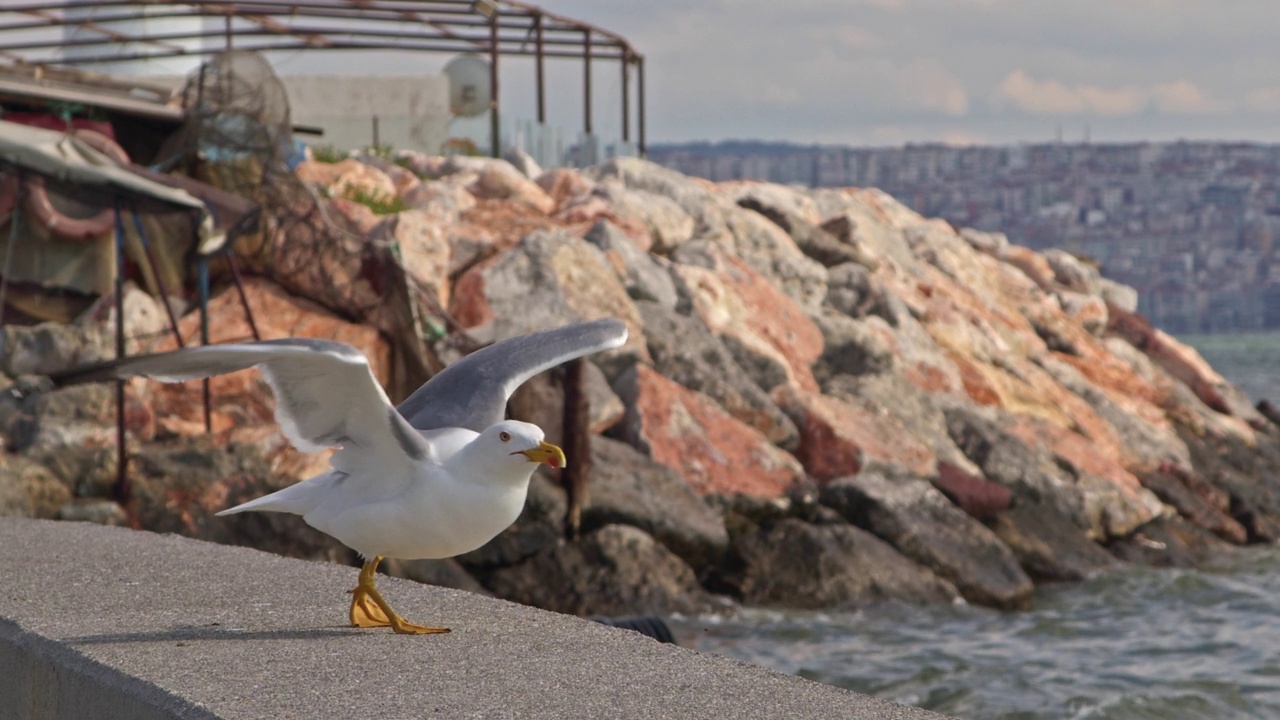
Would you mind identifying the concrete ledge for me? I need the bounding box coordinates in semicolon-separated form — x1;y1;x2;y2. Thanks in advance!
0;517;949;719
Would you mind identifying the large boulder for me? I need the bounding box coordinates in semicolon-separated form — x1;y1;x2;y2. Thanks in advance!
614;364;805;497
720;204;827;309
584;220;679;310
822;472;1034;609
593;156;729;242
1135;464;1246;544
732;518;958;609
582;436;729;571
0;454;71;518
594;181;695;254
449;229;648;368
989;503;1118;581
485;524;713;616
635;300;798;449
672;241;823;392
0;322;110;378
295;158;396;200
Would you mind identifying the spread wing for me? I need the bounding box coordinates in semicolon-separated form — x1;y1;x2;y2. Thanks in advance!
396;319;628;433
58;339;431;475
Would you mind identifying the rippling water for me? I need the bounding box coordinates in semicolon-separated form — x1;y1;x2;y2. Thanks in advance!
669;332;1280;719
673;549;1280;718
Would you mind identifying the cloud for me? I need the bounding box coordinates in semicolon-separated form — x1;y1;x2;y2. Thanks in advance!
995;71;1220;117
898;58;970;116
1246;88;1280;113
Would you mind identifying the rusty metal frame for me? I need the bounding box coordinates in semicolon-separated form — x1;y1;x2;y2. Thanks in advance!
0;1;646;156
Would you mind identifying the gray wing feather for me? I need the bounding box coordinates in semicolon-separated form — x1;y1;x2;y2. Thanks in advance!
59;339;429;462
397;319;628;432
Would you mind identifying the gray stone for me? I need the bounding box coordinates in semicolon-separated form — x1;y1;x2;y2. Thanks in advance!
810;311;896;381
733;518;958;609
958;228;1009;255
593;156;730;242
7;384;117;453
721;204;828;309
485;524;713;616
823;262;879;318
595;181;696;253
0;455;69;519
0;322;110;379
28;444;117;499
635;300;798;449
57;499;127;526
1042;248;1102;294
382;557;490;596
944;404;1091;531
989;503;1118;582
1108;515;1238;568
1099;278;1139;314
822;473;1034;609
585;219;680;309
582;436;729;570
502;145;544;179
736;196;865;268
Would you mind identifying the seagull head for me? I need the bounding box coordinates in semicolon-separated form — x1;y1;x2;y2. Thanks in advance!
486;420;566;470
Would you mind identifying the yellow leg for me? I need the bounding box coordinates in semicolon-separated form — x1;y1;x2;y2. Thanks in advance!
346;556;449;635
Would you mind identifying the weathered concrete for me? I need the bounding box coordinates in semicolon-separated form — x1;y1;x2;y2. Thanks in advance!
0;517;950;720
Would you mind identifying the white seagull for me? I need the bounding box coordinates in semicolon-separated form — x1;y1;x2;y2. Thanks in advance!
66;319;628;634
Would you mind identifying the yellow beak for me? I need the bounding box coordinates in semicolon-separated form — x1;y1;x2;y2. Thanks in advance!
518;441;567;470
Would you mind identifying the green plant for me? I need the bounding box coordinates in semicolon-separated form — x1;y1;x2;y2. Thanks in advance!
311;144;349;163
364;142;396;162
342;185;406;215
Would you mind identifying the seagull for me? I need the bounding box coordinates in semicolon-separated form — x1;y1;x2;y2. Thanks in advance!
63;319;628;634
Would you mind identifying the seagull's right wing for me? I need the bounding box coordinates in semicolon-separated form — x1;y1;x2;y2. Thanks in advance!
58;339;431;475
397;319;628;433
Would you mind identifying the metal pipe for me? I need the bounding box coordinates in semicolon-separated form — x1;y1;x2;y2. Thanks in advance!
638;55;647;157
129;209;185;349
582;29;592;135
198;258;212;433
561;358;590;541
489;11;500;158
226;249;261;341
112;202;130;512
621;51;630;144
40;41;627;66
534;11;545;124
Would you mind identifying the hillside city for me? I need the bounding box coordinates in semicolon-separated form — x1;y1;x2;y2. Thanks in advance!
649;141;1280;335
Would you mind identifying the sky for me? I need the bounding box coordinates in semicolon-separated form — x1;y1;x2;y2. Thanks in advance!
16;1;1280;148
492;0;1280;147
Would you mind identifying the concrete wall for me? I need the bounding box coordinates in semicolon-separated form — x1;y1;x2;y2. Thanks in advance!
281;75;452;155
0;517;951;720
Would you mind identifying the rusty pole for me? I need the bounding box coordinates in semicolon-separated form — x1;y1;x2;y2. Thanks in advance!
637;55;646;157
621;50;630;144
488;11;500;158
582;29;592;136
534;12;546;125
561;359;590;541
112;202;130;512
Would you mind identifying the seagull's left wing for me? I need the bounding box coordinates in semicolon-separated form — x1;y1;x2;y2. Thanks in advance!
59;339;431;473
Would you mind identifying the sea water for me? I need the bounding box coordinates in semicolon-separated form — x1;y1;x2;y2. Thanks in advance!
670;331;1280;719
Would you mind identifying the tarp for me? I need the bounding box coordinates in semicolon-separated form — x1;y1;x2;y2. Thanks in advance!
0;119;205;211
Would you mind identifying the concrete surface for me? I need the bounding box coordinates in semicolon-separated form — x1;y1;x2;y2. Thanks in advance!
0;517;952;720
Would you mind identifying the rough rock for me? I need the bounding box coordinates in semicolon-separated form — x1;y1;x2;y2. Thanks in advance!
373;208;452;306
0;454;71;518
932;461;1012;521
585;219;679;310
809;311;897;381
1136;464;1246;544
593;156;729;242
732;518;958;608
502;146;543;179
582;436;729;570
1108;515;1238;568
822;262;880;318
635;300;798;449
736;196;866;268
989;503;1118;581
470;160;555;213
720;204;828;309
485;524;713;616
400;177;478;221
295;158;396;200
614;364;805;497
1042;249;1102;294
535;167;593;207
1178;426;1280;543
57;498;127;525
774;386;936;482
673;241;824;392
449;229;648;367
595;181;696;254
821;472;1035;609
382;557;489;596
6;383;121;452
0;322;110;378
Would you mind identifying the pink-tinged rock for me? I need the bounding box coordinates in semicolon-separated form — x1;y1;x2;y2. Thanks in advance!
674;244;823;392
773;386;936;482
384;164;421;198
140;278;391;442
554;195;652;250
536;167;593;207
933;461;1013;520
1006;414;1164;537
1000;245;1057;292
448;229;648;363
326;196;383;237
374;208;451;307
717;180;823;226
294;159;396;200
401;178;477;221
469;161;555;214
1056;291;1109;336
616;364;805;497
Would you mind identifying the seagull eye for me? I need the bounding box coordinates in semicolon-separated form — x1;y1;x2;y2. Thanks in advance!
499;431;511;443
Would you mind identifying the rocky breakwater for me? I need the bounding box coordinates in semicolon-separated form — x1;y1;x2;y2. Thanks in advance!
4;151;1278;618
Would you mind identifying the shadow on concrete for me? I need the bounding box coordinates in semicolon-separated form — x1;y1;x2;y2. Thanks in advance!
65;626;360;645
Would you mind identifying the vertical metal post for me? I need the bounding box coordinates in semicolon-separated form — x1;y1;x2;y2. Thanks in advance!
112;202;130;511
561;359;590;541
582;30;593;135
372;115;380;148
489;13;500;158
637;55;647;157
224;15;232;51
534;12;546;125
198;259;212;433
621;51;630;144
